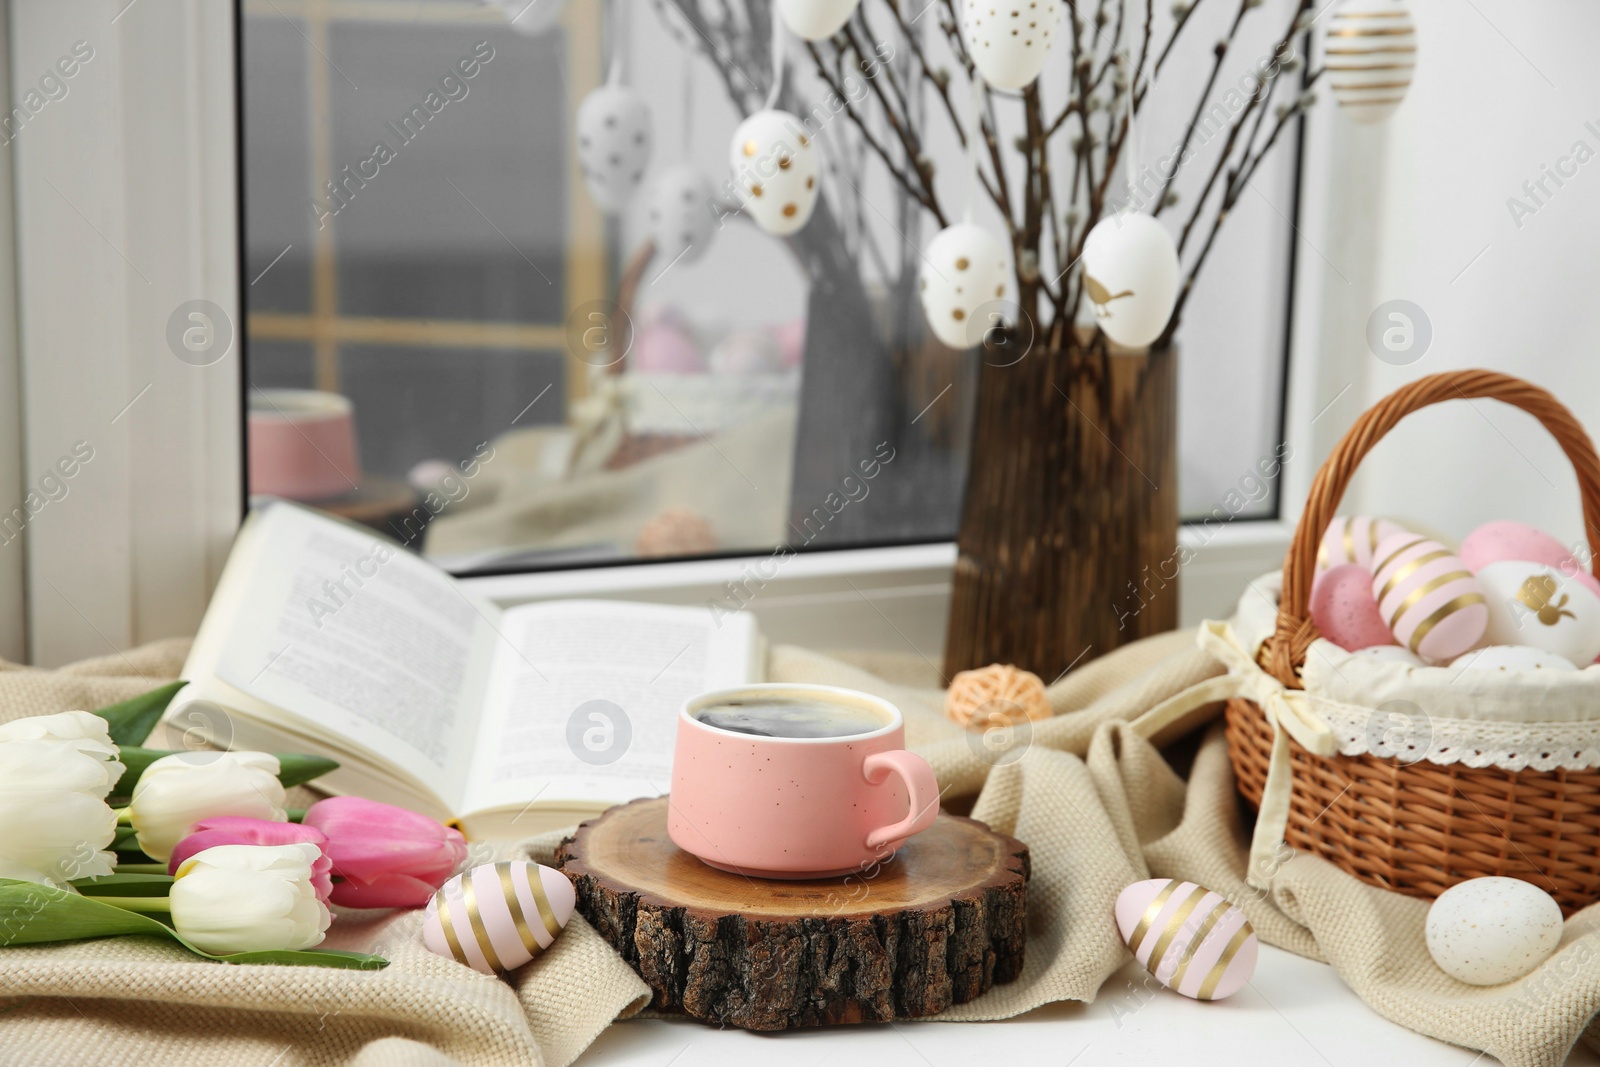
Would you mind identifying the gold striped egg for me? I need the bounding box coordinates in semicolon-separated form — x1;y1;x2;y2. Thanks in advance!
1114;878;1257;1000
1317;514;1408;572
423;861;575;974
1326;0;1417;124
1371;532;1488;661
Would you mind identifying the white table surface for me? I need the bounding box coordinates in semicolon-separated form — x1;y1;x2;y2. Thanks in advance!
577;943;1600;1066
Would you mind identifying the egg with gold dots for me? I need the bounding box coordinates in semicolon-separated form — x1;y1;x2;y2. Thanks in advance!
1080;212;1179;349
918;222;1010;349
1326;0;1417;124
422;861;575;974
576;84;653;213
647;164;716;267
728;109;819;237
961;0;1061;91
776;0;861;41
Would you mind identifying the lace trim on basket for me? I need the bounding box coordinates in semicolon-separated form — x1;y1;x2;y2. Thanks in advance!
1320;702;1600;772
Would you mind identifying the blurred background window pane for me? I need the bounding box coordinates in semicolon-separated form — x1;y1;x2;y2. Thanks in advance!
241;0;1300;570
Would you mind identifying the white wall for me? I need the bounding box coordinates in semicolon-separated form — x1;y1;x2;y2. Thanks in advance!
1303;0;1600;558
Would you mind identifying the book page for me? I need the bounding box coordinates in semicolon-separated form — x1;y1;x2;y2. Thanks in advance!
212;504;498;812
458;601;758;816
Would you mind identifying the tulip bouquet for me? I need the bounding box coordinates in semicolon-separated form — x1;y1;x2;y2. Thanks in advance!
0;684;467;969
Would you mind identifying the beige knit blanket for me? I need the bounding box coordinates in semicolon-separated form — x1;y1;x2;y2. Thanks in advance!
2;634;1598;1066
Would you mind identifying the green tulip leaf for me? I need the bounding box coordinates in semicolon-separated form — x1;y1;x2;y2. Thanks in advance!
0;879;387;970
69;873;175;897
90;681;187;748
111;748;341;798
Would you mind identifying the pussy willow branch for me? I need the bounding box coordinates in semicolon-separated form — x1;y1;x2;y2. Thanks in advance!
1151;0;1252;218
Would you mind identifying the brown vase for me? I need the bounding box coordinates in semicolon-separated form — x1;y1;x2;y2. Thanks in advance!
942;330;1179;681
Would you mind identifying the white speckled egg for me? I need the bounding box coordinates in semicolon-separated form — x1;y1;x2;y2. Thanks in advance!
1114;878;1257;1001
1327;0;1417;125
728;110;818;236
961;0;1061;91
1476;560;1600;667
1352;645;1426;666
423;861;574;973
1371;532;1488;660
919;223;1010;349
1080;213;1179;349
1450;645;1579;673
647;165;715;268
776;0;861;40
1426;877;1562;985
1318;515;1409;572
576;85;653;212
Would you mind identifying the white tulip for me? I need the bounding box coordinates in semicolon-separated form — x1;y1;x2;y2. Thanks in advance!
170;843;330;954
0;736;123;885
0;711;124;795
129;751;286;862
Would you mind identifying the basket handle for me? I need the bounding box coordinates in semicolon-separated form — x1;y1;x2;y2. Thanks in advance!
1262;370;1600;688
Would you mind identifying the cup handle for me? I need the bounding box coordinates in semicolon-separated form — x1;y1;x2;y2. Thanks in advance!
862;750;941;850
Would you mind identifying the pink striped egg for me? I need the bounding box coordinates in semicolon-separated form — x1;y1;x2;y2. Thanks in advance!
1317;515;1408;572
1114;878;1257;1001
1371;533;1488;660
423;861;575;974
1311;563;1397;651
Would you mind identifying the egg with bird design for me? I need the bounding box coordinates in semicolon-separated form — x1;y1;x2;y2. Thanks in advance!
918;223;1010;349
776;0;861;41
422;861;574;974
576;84;653;212
961;0;1062;91
1475;560;1600;666
728;110;819;236
1080;213;1179;349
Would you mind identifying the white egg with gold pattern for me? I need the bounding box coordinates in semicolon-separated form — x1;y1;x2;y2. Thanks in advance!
728;110;818;237
1476;560;1600;667
776;0;861;40
1080;213;1179;349
576;84;652;213
919;223;1009;349
961;0;1061;91
647;165;715;267
1326;0;1417;124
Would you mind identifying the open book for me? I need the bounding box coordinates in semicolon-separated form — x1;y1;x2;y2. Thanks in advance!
164;503;763;837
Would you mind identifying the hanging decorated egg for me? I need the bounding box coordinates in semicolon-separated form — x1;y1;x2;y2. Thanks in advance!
1451;645;1578;673
1114;878;1257;1001
1476;561;1600;666
576;84;653;213
490;0;568;37
1326;0;1417;124
1318;515;1408;573
1080;213;1179;349
918;223;1010;349
1426;877;1561;986
728;110;819;236
423;861;575;974
1311;563;1396;651
776;0;861;41
647;164;716;268
961;0;1061;91
1371;532;1488;660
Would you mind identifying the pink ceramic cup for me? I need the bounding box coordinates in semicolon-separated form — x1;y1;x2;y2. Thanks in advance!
668;684;940;879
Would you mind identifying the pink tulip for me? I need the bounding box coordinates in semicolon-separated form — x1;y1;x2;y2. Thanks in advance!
168;817;333;904
302;797;467;909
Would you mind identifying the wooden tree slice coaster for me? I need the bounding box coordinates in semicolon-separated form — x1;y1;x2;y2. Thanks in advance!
554;796;1029;1031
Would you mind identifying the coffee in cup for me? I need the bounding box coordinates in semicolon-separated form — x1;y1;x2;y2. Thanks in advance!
693;696;890;739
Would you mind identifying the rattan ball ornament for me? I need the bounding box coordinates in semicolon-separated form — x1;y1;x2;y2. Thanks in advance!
946;663;1050;728
636;506;718;558
1326;0;1417;124
1080;213;1179;348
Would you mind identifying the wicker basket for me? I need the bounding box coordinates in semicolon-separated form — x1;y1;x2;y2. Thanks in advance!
1225;369;1600;915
